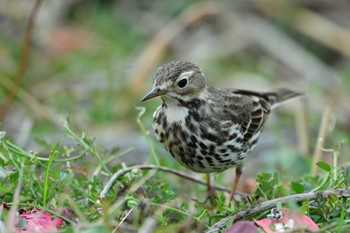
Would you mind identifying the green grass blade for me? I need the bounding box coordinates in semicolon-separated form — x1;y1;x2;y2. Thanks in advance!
338;207;345;233
43;143;59;207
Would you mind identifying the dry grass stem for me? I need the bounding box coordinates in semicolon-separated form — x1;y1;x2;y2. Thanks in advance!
6;169;23;233
296;99;309;155
311;106;332;175
0;0;44;120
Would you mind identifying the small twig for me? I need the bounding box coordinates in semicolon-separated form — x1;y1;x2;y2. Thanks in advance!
113;207;134;233
99;165;245;199
205;188;350;233
0;0;44;120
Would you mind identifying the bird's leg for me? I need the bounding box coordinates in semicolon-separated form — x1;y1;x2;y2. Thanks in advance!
228;164;243;206
206;173;212;197
205;173;217;203
191;174;217;208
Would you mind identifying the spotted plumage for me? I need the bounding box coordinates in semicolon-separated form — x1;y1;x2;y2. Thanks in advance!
142;61;302;202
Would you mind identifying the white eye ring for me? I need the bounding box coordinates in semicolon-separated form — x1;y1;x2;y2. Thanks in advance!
176;70;194;88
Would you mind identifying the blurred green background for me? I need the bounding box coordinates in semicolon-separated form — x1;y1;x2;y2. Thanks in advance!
1;0;350;189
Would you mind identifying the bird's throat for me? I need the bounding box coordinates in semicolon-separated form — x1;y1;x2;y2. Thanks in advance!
162;100;189;124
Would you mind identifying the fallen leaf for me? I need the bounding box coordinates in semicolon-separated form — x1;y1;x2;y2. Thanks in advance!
15;209;63;233
255;208;319;233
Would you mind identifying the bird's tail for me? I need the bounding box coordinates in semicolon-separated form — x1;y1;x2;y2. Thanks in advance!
264;88;304;109
233;88;304;110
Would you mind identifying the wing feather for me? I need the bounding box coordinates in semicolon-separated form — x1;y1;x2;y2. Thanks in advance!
213;90;271;142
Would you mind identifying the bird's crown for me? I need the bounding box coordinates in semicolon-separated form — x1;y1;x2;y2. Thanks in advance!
153;61;202;86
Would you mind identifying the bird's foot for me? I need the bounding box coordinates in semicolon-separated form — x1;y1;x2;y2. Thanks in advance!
190;187;218;209
205;186;218;205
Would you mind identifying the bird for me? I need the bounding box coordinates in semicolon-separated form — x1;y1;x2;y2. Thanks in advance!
141;60;302;204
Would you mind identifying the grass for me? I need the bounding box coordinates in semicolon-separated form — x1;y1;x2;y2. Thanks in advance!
1;111;350;232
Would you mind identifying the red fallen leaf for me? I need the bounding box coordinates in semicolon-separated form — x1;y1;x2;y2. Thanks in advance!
255;208;319;233
15;209;63;233
225;221;259;233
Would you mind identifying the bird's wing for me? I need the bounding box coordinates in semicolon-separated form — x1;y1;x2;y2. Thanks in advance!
218;89;272;142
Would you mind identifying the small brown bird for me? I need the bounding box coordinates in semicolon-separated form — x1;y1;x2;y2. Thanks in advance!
142;61;302;203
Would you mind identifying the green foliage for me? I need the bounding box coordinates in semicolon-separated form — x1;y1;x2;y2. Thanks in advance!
255;172;289;199
342;165;350;187
317;161;332;172
291;181;305;194
1;117;350;232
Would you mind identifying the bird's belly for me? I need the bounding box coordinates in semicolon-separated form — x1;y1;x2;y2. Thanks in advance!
170;141;248;173
153;107;260;173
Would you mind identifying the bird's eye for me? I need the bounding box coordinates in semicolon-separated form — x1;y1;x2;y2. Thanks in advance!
177;78;187;88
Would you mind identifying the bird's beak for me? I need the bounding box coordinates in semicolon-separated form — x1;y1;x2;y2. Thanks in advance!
141;87;164;102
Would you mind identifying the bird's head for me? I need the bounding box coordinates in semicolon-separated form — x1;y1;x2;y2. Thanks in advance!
141;61;209;103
